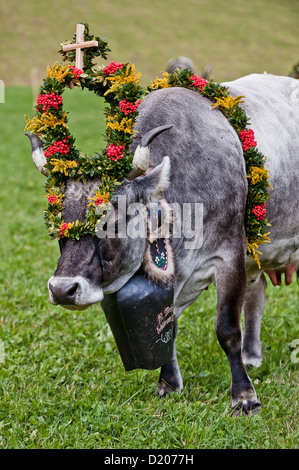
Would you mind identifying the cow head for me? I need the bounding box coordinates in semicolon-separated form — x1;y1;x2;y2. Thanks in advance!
26;127;171;310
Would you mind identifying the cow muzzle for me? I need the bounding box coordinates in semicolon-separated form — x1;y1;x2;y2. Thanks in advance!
48;276;104;310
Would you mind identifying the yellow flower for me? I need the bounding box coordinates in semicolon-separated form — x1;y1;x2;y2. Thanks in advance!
25;112;69;135
104;64;142;95
105;115;135;134
247;166;270;185
88;190;110;207
50;159;78;175
150;73;171;90
246;232;271;269
247;241;262;269
45;190;64;205
47;62;71;83
212;94;245;114
59;221;74;236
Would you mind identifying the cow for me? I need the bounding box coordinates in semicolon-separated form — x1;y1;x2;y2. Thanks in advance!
26;73;299;416
166;56;196;74
166;56;212;79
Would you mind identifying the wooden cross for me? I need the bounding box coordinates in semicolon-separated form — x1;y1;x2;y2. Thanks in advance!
62;23;98;70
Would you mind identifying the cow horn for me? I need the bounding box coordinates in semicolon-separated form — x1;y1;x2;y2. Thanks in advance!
25;132;48;176
125;124;173;181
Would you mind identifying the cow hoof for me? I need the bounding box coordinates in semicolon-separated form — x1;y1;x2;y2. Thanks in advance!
231;399;262;416
155;380;180;397
242;352;263;369
245;360;262;371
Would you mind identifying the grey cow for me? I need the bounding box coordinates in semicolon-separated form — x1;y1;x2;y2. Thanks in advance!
27;73;299;415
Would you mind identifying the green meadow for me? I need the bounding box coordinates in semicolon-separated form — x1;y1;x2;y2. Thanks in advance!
0;0;298;450
1;0;298;86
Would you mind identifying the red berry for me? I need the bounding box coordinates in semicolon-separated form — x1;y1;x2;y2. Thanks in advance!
106;144;125;161
240;129;257;151
36;93;63;112
190;74;208;90
119;99;142;115
252;203;266;220
48;195;57;204
44;139;70;158
103;62;124;75
70;66;84;79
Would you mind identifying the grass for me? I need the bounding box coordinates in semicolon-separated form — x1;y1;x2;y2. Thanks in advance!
1;0;298;87
0;86;298;449
0;1;299;448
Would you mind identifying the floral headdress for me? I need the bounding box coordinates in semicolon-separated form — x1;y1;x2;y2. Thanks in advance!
25;24;271;267
25;24;143;240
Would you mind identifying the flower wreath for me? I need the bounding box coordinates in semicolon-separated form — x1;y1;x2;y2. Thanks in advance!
25;24;143;240
25;24;271;268
146;70;272;267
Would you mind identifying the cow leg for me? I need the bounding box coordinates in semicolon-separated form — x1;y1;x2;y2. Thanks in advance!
215;258;261;416
242;273;267;368
156;318;183;396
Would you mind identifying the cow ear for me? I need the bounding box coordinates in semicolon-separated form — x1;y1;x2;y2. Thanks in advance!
133;156;171;202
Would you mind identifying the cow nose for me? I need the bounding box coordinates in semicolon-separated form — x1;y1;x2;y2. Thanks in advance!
49;281;78;305
48;275;104;309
